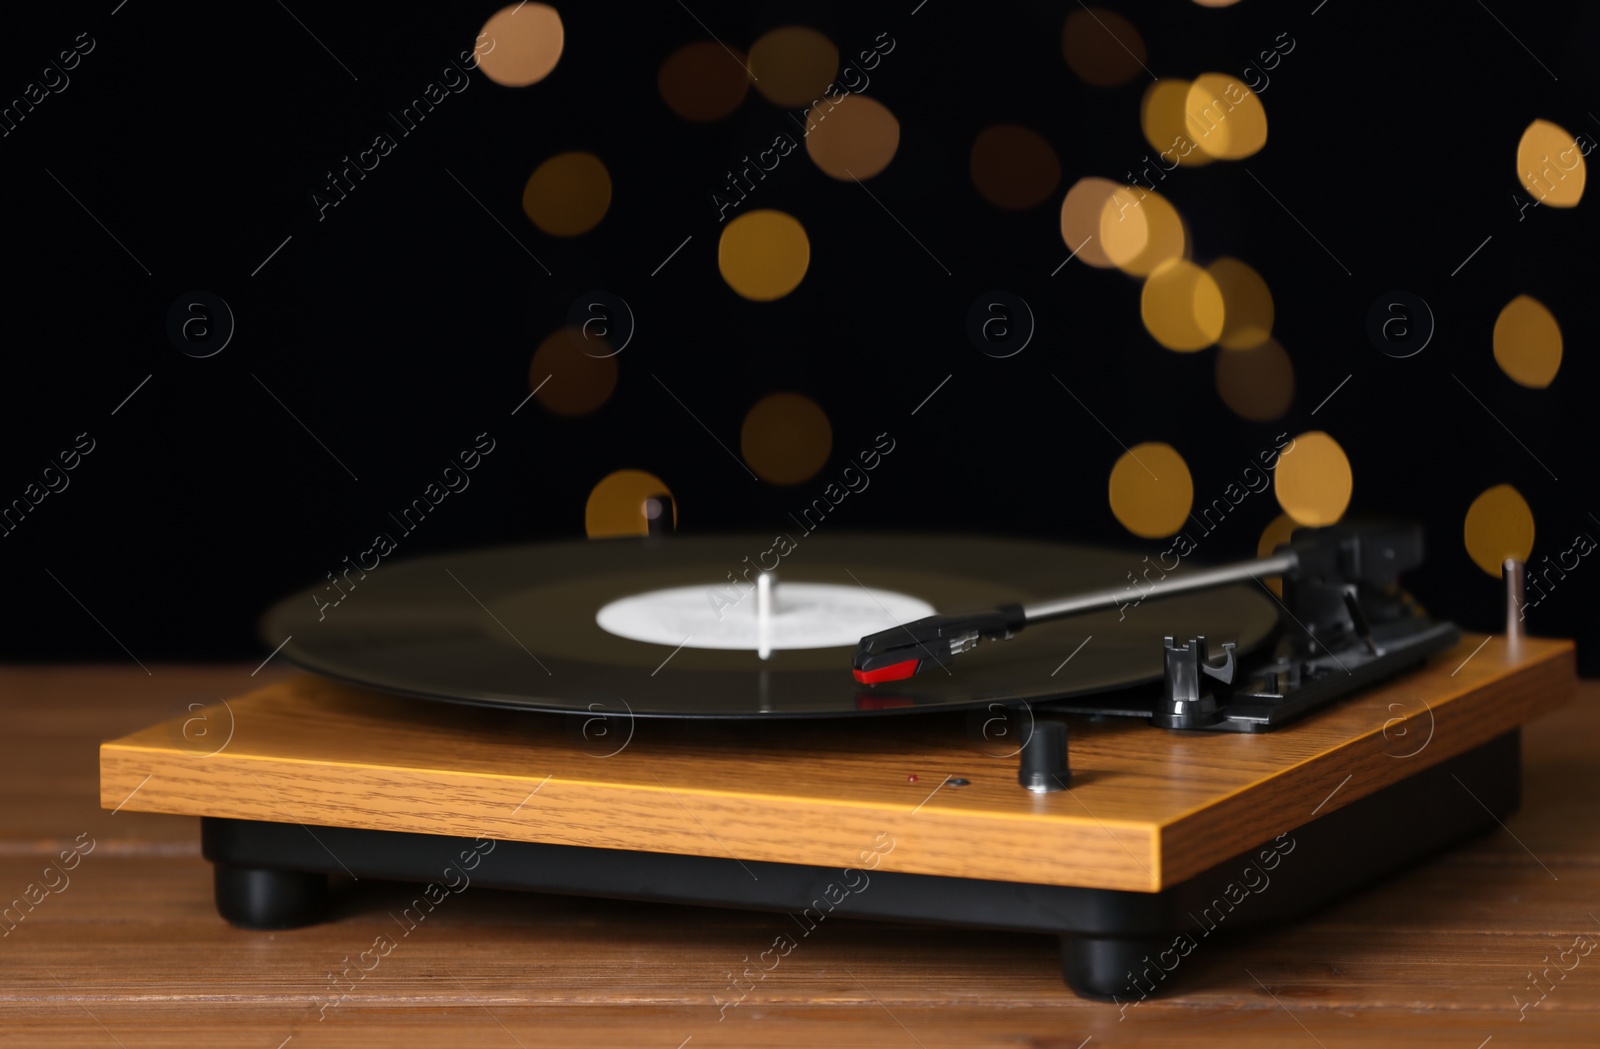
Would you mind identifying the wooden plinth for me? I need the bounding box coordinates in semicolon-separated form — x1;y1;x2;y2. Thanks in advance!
99;635;1574;893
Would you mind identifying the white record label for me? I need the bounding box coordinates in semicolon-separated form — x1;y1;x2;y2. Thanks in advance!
595;581;935;652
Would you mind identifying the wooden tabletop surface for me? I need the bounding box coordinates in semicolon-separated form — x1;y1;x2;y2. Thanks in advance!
4;664;1598;1047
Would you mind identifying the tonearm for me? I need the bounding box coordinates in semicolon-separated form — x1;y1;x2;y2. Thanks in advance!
851;524;1461;731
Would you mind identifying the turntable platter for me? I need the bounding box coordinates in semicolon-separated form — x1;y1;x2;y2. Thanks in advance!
260;533;1279;717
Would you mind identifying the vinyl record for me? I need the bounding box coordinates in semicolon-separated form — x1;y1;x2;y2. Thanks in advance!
261;533;1280;718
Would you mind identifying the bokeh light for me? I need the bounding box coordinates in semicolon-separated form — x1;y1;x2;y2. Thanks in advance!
1517;119;1586;208
477;4;565;87
1142;80;1212;168
1209;257;1274;349
1463;484;1535;577
1274;431;1352;526
1059;177;1123;267
741;393;832;484
1062;8;1148;88
749;26;838;107
1103;187;1187;276
522;152;611;236
1493;294;1563;388
718;210;811;301
1186;74;1267;160
972;125;1061;210
529;327;618;416
1215;338;1294;420
1141;259;1224;351
659;41;751;122
1257;512;1299;596
805;95;900;180
586;469;675;538
1108;442;1194;538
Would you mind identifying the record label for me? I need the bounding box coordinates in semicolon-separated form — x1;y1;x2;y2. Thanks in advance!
595;582;935;651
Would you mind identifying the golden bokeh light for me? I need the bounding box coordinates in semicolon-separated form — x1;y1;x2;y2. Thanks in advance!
1517;119;1586;208
477;4;565;87
1274;431;1352;527
1108;442;1194;539
748;26;838;107
586;469;676;539
718;210;810;301
659;41;751;122
1215;338;1294;421
1463;484;1535;577
1257;512;1299;596
805;94;900;180
1061;8;1148;88
971;125;1061;210
741;393;832;485
529;327;618;416
1059;177;1122;267
1141;259;1224;352
1209;258;1274;349
1186;74;1267;160
1142;80;1212;168
1493;294;1563;388
522;152;611;236
1258;512;1299;558
1103;187;1186;276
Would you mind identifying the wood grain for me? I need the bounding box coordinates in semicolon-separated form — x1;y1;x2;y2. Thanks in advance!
98;635;1575;891
5;1005;1597;1049
0;662;1595;1045
5;856;1600;1006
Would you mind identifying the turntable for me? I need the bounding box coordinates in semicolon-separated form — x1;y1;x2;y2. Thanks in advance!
98;523;1575;999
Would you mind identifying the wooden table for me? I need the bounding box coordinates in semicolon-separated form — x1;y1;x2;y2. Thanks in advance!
4;665;1597;1047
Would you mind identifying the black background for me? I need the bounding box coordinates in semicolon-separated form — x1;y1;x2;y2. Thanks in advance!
2;1;1596;672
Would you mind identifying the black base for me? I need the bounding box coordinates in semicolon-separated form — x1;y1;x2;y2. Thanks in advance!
213;864;328;929
201;730;1520;997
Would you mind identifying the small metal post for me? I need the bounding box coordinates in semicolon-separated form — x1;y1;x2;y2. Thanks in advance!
643;494;674;536
1504;558;1525;644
